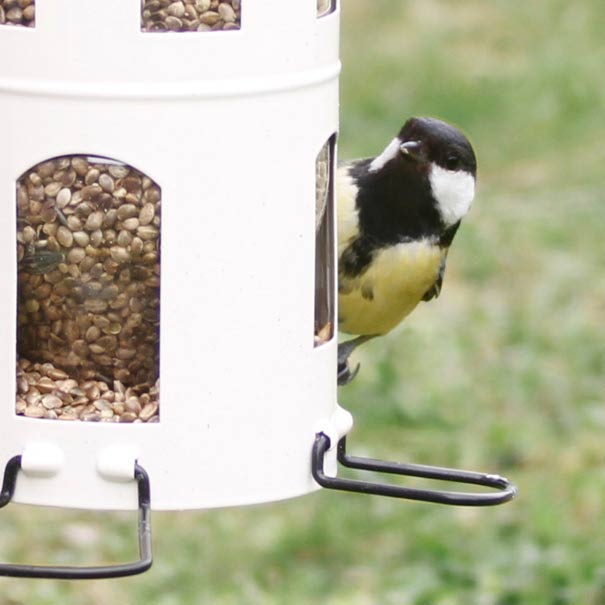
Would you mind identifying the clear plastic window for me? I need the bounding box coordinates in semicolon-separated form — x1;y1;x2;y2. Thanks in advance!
314;135;336;346
0;0;35;27
16;156;161;422
141;0;241;33
317;0;335;18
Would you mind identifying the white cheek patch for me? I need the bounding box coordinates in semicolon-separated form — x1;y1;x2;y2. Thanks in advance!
428;164;475;226
369;138;401;173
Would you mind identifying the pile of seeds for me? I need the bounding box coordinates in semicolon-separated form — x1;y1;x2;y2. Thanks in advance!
17;358;159;422
141;0;240;32
0;0;35;27
16;156;161;421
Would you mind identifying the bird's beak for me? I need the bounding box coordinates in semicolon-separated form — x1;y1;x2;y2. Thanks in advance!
399;140;422;160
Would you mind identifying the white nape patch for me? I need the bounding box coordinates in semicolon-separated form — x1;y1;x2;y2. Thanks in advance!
369;138;401;173
428;163;475;226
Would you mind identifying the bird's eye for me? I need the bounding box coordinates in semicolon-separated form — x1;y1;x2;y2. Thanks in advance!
445;155;460;170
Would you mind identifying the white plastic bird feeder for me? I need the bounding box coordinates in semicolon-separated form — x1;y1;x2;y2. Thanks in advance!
0;0;515;580
0;0;353;577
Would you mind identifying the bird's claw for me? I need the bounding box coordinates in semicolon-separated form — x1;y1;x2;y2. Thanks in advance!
337;335;375;386
337;360;360;386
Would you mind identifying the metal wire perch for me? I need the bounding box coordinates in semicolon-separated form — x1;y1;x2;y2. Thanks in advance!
312;433;517;506
0;455;152;579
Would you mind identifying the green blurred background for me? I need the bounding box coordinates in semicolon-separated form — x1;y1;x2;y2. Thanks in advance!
1;1;604;603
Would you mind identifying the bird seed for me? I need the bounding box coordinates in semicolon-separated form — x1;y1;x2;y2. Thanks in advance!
16;156;161;422
0;0;35;27
141;0;241;33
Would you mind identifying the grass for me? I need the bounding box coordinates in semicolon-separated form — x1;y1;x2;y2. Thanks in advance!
1;1;604;603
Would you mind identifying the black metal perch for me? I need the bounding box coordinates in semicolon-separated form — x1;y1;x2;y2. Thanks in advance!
311;433;517;506
0;456;152;579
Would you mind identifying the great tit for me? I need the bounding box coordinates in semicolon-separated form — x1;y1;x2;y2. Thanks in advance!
336;117;477;384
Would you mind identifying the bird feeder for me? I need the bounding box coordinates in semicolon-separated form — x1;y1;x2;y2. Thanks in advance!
0;0;515;580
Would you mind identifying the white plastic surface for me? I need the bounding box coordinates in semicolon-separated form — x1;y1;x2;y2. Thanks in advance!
21;443;65;477
0;0;343;510
97;445;141;482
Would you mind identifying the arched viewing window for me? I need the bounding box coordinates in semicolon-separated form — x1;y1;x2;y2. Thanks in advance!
314;135;336;347
317;0;335;18
0;0;35;27
15;156;161;422
141;0;241;32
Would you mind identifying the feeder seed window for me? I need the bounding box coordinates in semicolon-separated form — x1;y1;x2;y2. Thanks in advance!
314;135;335;346
0;0;35;27
141;0;241;33
317;0;335;18
15;156;161;423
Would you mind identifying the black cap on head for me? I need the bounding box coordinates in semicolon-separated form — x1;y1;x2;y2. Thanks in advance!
399;117;477;177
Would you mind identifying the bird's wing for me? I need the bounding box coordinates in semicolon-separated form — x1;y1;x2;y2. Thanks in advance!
422;220;462;302
422;251;447;302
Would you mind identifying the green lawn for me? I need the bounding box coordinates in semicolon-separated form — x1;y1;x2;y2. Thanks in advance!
2;2;604;603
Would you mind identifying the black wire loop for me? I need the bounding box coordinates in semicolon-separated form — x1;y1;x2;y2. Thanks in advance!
311;433;517;506
0;455;152;579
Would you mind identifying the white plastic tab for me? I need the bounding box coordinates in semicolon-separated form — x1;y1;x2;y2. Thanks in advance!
21;443;65;477
317;405;354;451
97;445;140;483
333;405;354;439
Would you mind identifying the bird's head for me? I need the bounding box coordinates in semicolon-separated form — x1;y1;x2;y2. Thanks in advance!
369;117;477;226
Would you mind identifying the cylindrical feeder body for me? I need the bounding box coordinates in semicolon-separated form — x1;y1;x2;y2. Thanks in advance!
0;0;347;510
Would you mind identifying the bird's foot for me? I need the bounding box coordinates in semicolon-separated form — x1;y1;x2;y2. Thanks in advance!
337;335;375;386
337;359;360;386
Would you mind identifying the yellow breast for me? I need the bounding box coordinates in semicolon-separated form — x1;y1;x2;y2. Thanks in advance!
338;240;443;336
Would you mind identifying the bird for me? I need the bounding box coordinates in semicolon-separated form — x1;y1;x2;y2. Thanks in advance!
336;116;477;385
